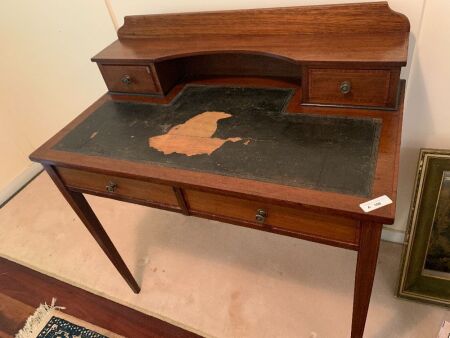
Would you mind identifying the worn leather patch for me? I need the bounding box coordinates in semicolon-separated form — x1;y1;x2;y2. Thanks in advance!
54;85;380;196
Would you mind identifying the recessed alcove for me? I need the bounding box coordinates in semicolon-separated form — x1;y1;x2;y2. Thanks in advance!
180;52;300;81
150;52;301;94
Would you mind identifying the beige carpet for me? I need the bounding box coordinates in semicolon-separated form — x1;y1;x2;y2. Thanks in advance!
0;173;448;337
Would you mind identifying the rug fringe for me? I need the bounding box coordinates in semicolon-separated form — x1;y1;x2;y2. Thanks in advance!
15;298;66;338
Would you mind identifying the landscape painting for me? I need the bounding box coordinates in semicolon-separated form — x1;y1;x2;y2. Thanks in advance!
424;171;450;277
398;149;450;306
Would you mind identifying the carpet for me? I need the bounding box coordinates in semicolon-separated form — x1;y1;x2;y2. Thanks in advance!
16;299;123;338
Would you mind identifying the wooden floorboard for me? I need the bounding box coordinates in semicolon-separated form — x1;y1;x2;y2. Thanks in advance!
0;257;202;338
0;294;34;337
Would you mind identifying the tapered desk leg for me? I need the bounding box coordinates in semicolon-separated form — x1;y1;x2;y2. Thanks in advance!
351;221;382;338
44;165;141;293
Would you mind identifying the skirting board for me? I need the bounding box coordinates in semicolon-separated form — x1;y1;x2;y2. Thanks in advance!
381;227;405;244
0;162;43;207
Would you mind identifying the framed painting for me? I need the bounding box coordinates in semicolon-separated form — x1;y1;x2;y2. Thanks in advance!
398;148;450;306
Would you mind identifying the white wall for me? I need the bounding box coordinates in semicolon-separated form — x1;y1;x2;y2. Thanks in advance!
0;0;116;203
390;0;450;234
1;0;448;241
0;115;36;205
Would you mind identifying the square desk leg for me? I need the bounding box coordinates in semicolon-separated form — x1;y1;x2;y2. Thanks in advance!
352;221;382;338
44;165;140;294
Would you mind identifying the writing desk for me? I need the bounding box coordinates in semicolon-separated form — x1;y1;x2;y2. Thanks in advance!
30;3;409;337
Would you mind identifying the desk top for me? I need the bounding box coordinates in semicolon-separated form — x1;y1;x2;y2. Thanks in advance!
31;78;404;224
53;85;381;197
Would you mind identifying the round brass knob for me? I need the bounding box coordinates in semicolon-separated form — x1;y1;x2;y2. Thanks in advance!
255;209;267;223
340;81;351;94
106;181;117;193
121;75;132;85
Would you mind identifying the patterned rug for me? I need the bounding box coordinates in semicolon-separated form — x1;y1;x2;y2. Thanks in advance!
16;299;123;338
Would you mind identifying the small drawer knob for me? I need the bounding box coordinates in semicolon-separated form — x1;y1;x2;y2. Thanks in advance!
121;75;132;85
255;209;267;223
339;81;351;94
106;181;117;193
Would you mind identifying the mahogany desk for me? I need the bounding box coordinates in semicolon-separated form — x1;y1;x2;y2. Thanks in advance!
30;3;409;337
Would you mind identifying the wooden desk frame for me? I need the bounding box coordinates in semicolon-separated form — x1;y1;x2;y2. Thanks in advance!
31;3;409;337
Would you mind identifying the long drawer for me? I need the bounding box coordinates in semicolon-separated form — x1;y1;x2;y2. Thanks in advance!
184;189;360;246
57;167;179;207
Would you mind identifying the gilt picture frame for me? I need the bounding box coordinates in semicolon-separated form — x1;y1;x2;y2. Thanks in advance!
398;149;450;306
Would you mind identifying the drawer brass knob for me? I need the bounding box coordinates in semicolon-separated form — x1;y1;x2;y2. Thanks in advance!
339;81;351;94
121;75;132;85
255;209;267;223
106;181;117;193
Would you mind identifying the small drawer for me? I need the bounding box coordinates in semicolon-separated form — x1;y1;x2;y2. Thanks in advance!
98;64;160;94
57;167;178;207
306;68;393;107
184;189;359;245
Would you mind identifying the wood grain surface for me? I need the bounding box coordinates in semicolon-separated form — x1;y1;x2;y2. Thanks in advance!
98;64;160;94
93;33;409;65
185;188;360;247
117;2;409;38
306;68;392;107
92;3;409;65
